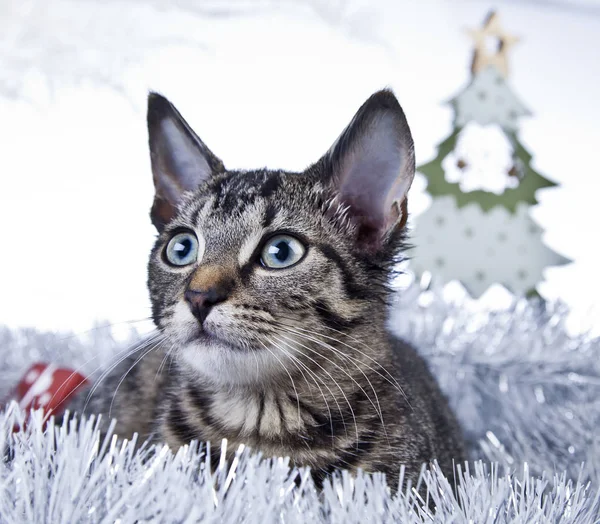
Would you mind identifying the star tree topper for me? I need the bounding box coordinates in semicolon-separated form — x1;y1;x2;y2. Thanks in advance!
467;11;520;78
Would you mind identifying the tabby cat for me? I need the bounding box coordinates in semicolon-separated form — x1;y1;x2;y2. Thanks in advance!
76;89;466;487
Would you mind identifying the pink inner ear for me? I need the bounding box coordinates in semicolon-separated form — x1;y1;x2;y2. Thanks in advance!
335;112;414;236
158;119;213;199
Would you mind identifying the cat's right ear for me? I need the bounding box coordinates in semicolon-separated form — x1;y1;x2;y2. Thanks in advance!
147;93;224;231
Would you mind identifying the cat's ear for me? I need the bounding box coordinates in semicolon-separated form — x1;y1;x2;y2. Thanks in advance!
321;89;415;250
147;93;224;231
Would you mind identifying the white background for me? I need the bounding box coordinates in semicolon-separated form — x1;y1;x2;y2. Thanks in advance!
1;0;599;337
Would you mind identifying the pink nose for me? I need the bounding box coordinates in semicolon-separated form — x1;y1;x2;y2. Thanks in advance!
184;286;229;324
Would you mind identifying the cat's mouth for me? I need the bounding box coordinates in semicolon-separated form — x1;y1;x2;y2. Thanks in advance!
183;325;247;352
185;328;218;345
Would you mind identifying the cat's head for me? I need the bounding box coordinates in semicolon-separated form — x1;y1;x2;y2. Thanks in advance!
146;90;415;386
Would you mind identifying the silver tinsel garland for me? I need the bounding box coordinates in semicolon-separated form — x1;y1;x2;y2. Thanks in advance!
1;286;600;522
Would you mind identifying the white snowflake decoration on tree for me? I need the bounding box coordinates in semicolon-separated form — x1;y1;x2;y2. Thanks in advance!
442;122;519;195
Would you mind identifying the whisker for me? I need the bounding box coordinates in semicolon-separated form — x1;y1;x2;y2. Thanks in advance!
81;333;163;416
275;325;392;449
43;332;160;422
156;341;177;380
42;348;125;422
252;342;260;379
257;339;302;425
267;337;338;448
109;337;165;420
280;311;404;392
274;334;376;445
273;314;411;411
270;333;356;446
272;324;385;412
306;312;405;390
261;338;305;424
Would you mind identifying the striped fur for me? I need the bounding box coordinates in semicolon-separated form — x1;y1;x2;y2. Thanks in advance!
76;90;466;488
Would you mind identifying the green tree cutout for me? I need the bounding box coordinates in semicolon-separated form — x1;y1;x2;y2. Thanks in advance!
411;12;570;298
419;127;557;214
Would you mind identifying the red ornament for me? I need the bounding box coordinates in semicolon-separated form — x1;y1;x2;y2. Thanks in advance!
4;363;88;427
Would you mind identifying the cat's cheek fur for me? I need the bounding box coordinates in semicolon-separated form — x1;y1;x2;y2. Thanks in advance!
166;299;199;344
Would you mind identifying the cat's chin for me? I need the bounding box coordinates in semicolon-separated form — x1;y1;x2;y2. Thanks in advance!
178;338;283;386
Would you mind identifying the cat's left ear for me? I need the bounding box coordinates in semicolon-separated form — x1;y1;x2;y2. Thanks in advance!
321;89;415;250
147;93;224;231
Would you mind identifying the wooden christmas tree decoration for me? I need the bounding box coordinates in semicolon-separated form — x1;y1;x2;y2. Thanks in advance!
467;11;520;78
411;11;570;298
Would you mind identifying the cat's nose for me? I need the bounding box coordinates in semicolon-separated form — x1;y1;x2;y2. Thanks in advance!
184;286;229;324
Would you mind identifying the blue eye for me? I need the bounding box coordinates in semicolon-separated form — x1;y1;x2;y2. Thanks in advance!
260;235;306;269
165;232;199;266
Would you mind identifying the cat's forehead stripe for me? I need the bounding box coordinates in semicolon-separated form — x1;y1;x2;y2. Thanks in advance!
238;228;267;267
207;185;252;218
188;172;285;223
190;197;214;226
191;170;286;219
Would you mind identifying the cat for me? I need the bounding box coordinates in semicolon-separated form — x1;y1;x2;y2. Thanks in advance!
73;88;466;488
